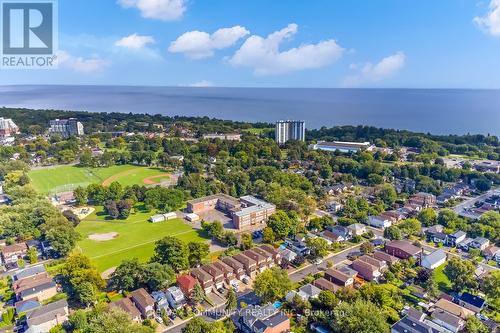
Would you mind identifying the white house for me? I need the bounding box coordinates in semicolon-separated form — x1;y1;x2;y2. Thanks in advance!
367;215;392;229
165;286;185;310
421;250;447;270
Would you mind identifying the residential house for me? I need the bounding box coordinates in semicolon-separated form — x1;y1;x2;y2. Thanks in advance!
279;248;297;264
359;255;387;271
250;248;275;269
232;304;289;333
457;238;474;251
286;284;321;302
190;268;214;294
233;253;258;278
326;225;352;241
381;210;406;222
284;239;310;256
176;274;197;297
151;291;170;313
25;300;69;333
373;250;400;265
17;281;58;302
213;260;236;285
458;292;486;313
165;286;185;310
1;242;28;264
110;298;141;322
131;288;155;319
221;257;246;280
446;231;467;247
15;299;41;314
391;314;439;333
470;237;490;251
409;285;428;299
201;264;225;290
433;298;474;319
326;201;343;213
320;230;342;243
347;223;367;236
12;274;52;295
409;192;437;208
421;250;447;270
482;245;499;261
425;225;447;244
259;245;282;264
243;250;268;273
351;258;381;282
313;278;341;292
367;215;392;229
13;265;47;281
430;309;465;333
324;268;354;287
385;240;422;259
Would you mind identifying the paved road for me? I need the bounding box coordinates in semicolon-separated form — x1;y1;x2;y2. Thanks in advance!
453;188;500;219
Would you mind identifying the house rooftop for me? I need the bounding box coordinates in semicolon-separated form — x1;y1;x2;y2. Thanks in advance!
110;297;141;319
431;309;462;328
26;300;68;327
386;240;421;255
459;292;486;309
14;265;46;281
392;315;438;333
422;249;447;266
131;288;155;308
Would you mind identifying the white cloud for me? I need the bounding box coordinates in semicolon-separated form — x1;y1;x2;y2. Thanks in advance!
56;50;109;73
115;33;155;49
185;80;214;87
474;0;500;37
169;26;249;59
344;52;405;86
118;0;186;21
228;23;344;75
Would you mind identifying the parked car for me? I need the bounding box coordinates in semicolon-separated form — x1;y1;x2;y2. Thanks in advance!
347;251;362;261
241;275;250;285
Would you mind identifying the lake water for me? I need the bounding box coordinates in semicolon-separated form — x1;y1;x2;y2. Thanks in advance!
0;85;499;135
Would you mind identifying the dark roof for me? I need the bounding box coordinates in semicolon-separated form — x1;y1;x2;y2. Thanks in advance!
391;315;439;333
386;240;421;256
325;268;351;284
14;265;46;281
26;300;68;326
19;281;56;299
110;297;141;319
460;292;486;308
431;309;462;327
15;299;41;314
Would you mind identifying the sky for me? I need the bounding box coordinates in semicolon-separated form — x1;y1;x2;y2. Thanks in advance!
2;0;500;88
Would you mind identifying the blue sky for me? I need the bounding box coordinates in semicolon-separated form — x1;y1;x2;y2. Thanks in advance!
2;0;500;88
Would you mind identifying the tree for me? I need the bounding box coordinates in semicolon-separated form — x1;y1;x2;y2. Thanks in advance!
384;226;402;240
398;218;421;237
377;184;397;206
61;253;105;305
182;317;208;333
188;242;209;267
104;200;119;219
152;237;189;272
225;289;237;310
464;316;489;333
27;247;38;264
262;227;275;243
191;283;205;305
111;259;144;291
143;262;175;291
360;242;374;254
444;257;477;291
253;267;292;303
332;300;389;333
417;208;437;226
240;233;253;250
74;186;88;206
267;211;293;240
481;270;500;309
45;224;81;257
306;237;330;259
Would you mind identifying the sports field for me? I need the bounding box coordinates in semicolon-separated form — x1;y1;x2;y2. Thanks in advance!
75;206;207;272
28;165;170;194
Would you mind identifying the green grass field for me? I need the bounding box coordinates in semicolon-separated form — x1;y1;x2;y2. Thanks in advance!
433;263;452;291
76;206;207;272
28;165;169;194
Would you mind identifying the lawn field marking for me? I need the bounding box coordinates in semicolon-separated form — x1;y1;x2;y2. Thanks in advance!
101;167;142;186
86;229;200;260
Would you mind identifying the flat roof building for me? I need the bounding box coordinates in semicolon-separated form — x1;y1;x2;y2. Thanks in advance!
49;118;84;138
275;120;305;145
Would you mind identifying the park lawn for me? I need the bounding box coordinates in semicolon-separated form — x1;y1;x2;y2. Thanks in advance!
28;164;168;194
75;206;207;272
242;127;274;135
433;263;452;291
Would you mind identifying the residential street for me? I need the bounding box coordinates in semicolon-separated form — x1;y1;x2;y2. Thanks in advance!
453;188;499;219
